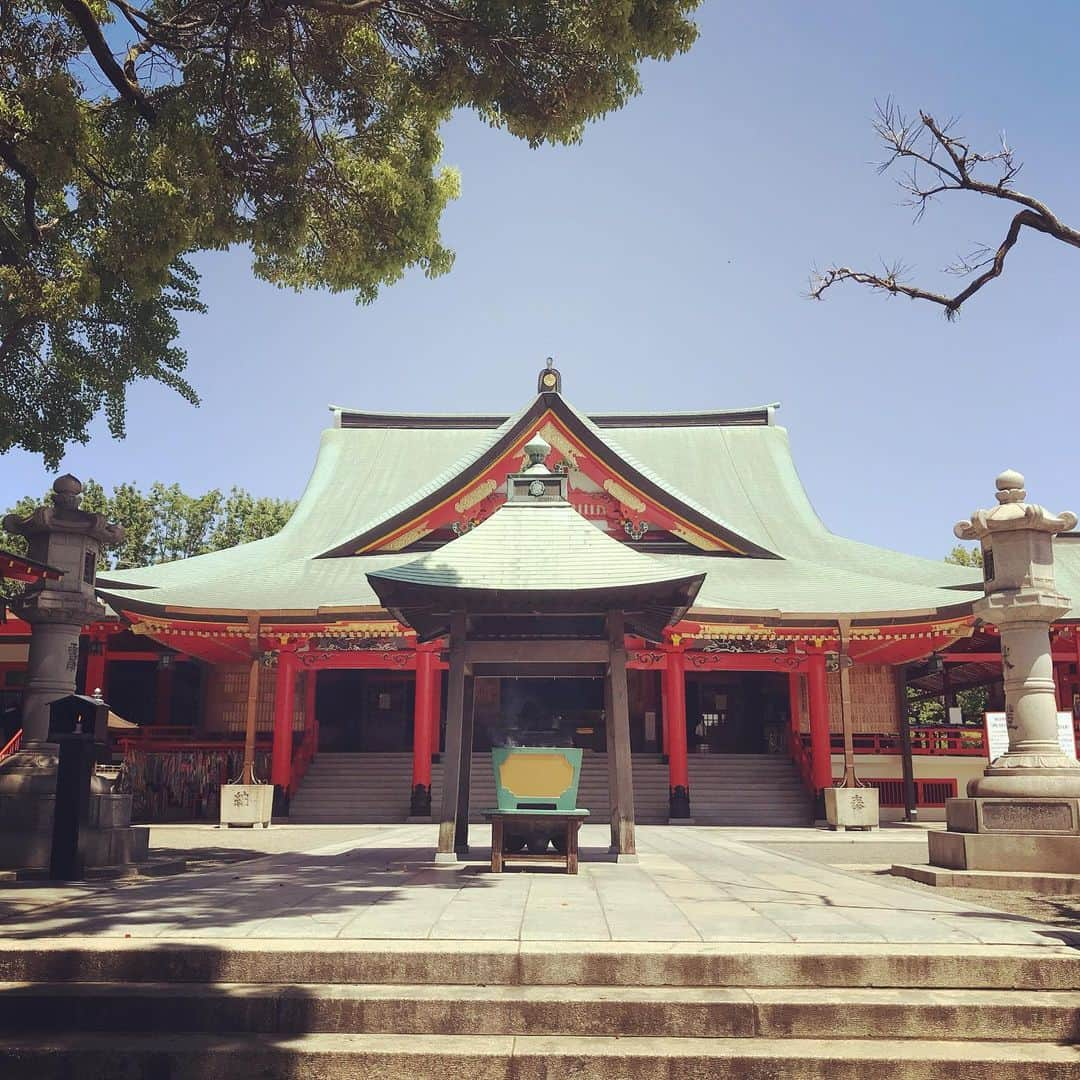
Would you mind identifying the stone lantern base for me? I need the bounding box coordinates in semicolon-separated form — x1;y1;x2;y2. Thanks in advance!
929;796;1080;874
0;747;149;872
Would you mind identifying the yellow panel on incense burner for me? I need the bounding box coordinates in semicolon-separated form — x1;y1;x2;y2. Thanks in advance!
498;753;575;799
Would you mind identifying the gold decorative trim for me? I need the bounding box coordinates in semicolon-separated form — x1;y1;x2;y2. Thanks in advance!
455;479;498;514
538;421;579;468
380;524;431;552
602;477;646;514
669;522;726;552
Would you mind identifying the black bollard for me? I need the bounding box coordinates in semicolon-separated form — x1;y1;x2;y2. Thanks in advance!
50;732;95;880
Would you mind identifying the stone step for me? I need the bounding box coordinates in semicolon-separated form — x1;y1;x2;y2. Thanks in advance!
2;1032;1076;1079
3;942;1076;990
1;983;1077;1042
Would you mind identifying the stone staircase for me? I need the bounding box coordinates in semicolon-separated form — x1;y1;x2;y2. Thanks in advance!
689;753;813;826
1;939;1077;1077
289;752;811;825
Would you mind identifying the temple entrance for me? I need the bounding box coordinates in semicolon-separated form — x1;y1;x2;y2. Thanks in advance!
685;671;790;754
470;675;662;753
317;670;414;752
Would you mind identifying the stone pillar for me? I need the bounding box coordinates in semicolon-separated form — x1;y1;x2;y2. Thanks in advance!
663;651;691;819
410;647;435;817
807;653;832;792
928;470;1080;874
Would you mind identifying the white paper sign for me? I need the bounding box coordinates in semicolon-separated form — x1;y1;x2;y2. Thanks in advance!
984;711;1077;761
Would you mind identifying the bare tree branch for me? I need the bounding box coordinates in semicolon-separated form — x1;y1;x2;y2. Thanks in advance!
813;100;1080;317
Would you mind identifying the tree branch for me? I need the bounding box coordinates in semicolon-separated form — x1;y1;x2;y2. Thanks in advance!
0;137;42;243
813;101;1080;318
59;0;157;123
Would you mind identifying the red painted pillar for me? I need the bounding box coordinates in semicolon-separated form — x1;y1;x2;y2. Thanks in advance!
271;651;298;791
664;650;690;818
660;672;670;758
411;648;436;816
430;664;443;757
154;660;174;727
807;653;832;791
83;632;108;699
304;669;318;747
788;671;802;748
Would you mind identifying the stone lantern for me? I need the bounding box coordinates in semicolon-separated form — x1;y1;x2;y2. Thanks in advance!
0;476;144;872
928;469;1080;874
2;476;123;743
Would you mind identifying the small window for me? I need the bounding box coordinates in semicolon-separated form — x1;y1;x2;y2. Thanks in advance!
83;550;96;586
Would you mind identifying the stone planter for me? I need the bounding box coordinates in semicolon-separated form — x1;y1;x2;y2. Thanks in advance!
825;786;879;831
220;783;274;828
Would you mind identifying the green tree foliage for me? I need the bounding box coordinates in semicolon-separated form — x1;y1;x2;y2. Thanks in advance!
945;544;984;568
0;1;700;466
1;481;295;588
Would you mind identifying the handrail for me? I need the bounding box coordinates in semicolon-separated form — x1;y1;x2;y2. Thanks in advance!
801;727;989;757
788;728;815;794
288;728;318;798
0;728;22;765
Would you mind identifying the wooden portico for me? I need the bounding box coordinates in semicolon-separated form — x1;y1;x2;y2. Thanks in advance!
368;435;703;861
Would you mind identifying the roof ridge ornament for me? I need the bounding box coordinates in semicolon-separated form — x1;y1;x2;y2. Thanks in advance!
537;358;562;395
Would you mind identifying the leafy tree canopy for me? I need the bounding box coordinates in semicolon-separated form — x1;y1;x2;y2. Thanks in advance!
1;480;295;591
945;544;983;568
1;1;700;466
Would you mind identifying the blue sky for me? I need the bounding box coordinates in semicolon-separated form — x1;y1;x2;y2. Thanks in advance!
3;1;1078;559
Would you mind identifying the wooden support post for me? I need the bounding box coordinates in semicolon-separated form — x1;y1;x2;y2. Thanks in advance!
895;663;917;822
436;614;466;861
304;669;318;746
454;675;475;856
787;672;802;747
837;620;858;788
430;663;443;759
411;648;435;816
607;612;637;858
663;650;690;819
807;652;832;792
240;616;261;785
271;650;297;790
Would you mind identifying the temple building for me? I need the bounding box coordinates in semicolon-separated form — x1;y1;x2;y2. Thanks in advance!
42;366;1079;826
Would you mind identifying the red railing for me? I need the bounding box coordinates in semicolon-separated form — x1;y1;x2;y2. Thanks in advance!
802;728;989;757
860;777;958;808
288;727;317;798
788;726;815;794
0;728;22;765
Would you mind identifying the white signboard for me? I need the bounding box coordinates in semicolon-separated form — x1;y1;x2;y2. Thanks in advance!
984;712;1077;762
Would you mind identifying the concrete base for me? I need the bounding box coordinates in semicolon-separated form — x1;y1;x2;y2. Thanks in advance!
946;796;1080;835
824;787;880;830
891;863;1080;893
928;829;1080;874
433;852;460;866
219;784;274;828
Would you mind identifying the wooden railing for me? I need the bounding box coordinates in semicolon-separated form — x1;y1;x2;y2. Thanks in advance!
802;728;989;757
0;728;22;765
288;726;318;798
860;777;958;808
788;726;815;794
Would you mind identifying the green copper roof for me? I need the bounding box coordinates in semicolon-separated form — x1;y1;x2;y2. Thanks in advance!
96;389;989;623
369;502;702;593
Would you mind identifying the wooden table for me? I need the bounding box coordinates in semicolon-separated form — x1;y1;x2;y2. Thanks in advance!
485;810;589;874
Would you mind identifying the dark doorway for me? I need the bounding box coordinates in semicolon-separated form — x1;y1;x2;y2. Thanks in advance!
473;677;604;751
684;671;790;754
317;670;414;752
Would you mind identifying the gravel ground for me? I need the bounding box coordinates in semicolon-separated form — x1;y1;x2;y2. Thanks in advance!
759;839;1080;934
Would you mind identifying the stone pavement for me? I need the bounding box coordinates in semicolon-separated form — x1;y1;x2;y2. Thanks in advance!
1;824;1073;947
